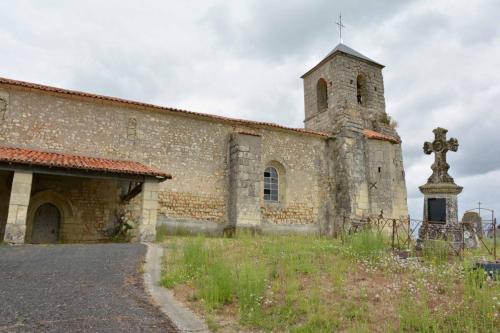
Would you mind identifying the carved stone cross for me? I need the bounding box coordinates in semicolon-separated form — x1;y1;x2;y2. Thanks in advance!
423;127;459;184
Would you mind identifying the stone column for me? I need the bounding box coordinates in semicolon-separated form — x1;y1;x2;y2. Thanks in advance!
3;171;33;244
138;178;160;242
228;133;262;230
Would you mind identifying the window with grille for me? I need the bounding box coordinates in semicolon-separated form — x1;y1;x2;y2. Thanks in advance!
264;167;279;202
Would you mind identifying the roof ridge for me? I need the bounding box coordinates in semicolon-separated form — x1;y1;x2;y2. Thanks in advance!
0;76;329;138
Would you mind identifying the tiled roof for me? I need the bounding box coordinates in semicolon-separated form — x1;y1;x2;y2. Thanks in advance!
363;129;401;144
0;146;172;180
0;76;329;138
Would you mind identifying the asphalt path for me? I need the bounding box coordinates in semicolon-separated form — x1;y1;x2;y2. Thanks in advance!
0;243;178;332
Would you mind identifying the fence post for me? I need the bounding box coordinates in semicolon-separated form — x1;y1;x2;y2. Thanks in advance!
341;215;346;244
407;215;411;251
461;223;465;259
494;218;497;261
391;219;396;250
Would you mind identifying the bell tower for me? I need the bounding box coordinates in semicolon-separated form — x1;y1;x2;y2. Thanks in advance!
302;43;392;137
301;41;408;224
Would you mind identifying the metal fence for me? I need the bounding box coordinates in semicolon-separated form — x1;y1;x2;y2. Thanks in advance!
340;212;498;261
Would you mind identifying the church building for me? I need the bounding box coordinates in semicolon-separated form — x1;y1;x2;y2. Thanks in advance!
0;43;408;244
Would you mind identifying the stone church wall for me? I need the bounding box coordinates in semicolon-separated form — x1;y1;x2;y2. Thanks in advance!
365;140;408;219
0;86;328;235
260;128;329;226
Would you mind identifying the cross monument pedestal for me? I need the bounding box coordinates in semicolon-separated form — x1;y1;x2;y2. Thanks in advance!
417;127;466;250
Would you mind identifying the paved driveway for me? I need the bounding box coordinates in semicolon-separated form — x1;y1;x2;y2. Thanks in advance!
0;243;177;332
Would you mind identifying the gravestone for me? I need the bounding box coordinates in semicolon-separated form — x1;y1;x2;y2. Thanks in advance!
460;212;481;249
418;128;464;250
462;211;483;237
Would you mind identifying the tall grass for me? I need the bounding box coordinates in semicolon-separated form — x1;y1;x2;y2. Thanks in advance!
156;225;168;242
422;239;450;265
161;233;500;332
237;262;267;325
344;229;387;262
199;261;234;308
398;290;440;333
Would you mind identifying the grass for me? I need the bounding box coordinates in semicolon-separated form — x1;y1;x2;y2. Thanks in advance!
422;239;452;265
160;231;500;332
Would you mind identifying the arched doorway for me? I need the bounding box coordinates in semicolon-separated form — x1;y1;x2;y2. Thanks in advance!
31;203;60;244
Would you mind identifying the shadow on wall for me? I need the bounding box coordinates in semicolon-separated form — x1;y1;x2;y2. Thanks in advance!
0;171;13;240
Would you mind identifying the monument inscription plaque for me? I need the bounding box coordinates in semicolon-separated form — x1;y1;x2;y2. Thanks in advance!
428;198;446;223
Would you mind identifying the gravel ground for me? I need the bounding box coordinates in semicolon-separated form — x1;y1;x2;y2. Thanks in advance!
0;243;178;333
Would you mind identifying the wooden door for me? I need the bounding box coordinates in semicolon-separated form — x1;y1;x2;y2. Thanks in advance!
32;203;60;244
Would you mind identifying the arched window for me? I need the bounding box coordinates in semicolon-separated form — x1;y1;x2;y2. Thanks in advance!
264;167;279;202
316;78;328;112
356;74;367;105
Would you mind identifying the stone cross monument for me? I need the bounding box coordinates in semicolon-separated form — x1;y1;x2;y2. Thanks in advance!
419;127;464;248
423;127;459;184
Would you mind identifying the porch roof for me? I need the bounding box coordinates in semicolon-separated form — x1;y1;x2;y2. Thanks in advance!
0;146;172;181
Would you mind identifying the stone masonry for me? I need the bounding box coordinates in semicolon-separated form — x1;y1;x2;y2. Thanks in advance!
302;44;408;226
228;133;262;228
0;42;408;242
4;171;33;243
138;179;160;242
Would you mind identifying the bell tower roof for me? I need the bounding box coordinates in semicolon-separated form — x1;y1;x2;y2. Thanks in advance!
301;43;384;78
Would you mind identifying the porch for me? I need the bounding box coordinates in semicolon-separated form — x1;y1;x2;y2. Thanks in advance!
0;146;171;244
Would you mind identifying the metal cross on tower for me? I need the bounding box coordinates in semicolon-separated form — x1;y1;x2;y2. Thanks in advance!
336;13;345;43
423;127;459;184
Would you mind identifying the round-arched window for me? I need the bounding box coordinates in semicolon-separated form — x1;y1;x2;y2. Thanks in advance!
316;78;328;112
356;74;367;105
264;167;279;202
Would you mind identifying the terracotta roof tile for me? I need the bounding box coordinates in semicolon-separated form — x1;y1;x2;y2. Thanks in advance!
0;146;171;180
363;129;400;144
0;76;329;138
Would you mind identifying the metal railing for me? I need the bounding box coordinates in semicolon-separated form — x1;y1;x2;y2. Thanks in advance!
340;213;498;261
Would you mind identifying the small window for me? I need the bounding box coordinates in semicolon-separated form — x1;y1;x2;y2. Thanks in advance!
378;167;382;173
264;167;279;202
316;78;328;112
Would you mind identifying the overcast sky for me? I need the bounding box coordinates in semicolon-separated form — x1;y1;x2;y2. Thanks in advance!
1;0;499;220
